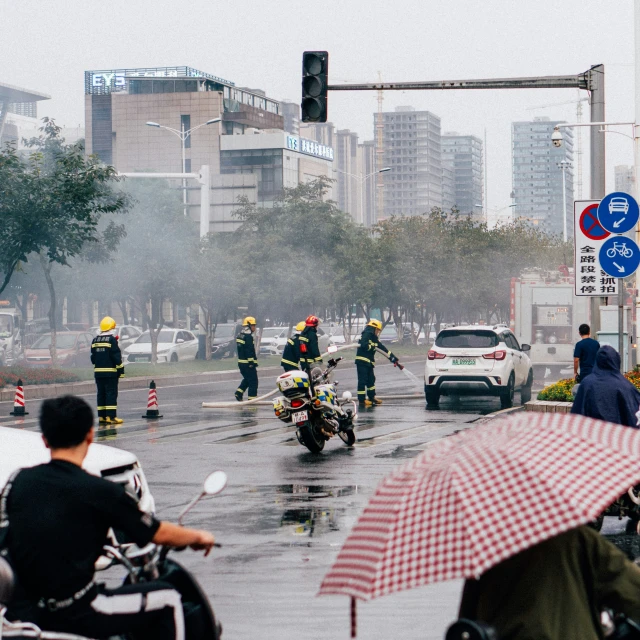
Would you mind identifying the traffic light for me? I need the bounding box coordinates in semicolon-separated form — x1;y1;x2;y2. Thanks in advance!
301;51;328;123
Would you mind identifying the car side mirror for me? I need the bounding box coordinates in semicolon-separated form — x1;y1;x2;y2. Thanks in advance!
176;338;185;344
521;344;531;352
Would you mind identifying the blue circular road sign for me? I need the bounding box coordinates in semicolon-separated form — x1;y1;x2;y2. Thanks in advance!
597;191;640;234
599;236;640;278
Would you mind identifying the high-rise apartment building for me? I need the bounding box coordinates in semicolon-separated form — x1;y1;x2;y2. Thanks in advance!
358;140;377;227
442;133;484;216
615;165;635;195
280;100;300;136
441;163;455;212
380;106;442;217
512;117;574;237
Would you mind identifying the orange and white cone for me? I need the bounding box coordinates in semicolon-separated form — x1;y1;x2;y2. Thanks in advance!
142;380;163;419
10;379;29;416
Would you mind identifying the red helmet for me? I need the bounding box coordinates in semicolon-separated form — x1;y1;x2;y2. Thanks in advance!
305;315;320;327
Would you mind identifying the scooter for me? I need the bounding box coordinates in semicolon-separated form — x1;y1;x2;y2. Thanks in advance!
272;354;358;453
0;471;227;640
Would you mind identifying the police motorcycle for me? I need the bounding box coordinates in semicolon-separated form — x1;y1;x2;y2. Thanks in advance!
0;471;227;640
273;351;358;453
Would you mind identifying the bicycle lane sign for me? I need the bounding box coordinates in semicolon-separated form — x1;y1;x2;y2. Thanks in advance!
599;236;640;278
574;200;618;297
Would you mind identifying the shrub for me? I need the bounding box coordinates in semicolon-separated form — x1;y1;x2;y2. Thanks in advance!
0;366;81;387
538;370;640;402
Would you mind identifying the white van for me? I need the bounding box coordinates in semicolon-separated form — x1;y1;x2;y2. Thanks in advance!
0;426;155;515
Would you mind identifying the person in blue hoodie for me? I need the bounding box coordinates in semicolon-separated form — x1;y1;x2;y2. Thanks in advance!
571;345;640;427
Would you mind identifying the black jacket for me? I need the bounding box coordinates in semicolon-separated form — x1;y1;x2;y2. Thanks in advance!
236;330;258;367
355;325;396;368
90;333;124;378
299;327;322;371
281;333;301;369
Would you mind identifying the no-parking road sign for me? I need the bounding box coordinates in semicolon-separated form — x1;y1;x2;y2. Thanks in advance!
574;200;618;297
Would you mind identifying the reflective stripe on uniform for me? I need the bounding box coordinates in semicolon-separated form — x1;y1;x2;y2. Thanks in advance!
104;406;118;410
236;339;245;344
355;356;374;366
94;368;117;372
116;364;124;369
281;358;299;367
238;359;250;364
92;343;112;348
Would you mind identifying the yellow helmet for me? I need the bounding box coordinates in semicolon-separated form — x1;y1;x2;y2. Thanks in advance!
295;321;306;332
242;316;257;326
100;316;116;332
367;319;383;331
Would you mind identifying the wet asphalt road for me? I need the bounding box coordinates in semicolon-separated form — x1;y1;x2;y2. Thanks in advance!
1;360;540;639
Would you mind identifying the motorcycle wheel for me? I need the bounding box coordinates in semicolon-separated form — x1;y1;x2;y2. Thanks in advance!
338;429;356;446
297;423;325;453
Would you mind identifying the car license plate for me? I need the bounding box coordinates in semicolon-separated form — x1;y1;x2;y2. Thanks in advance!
292;410;308;424
134;356;150;363
452;358;475;366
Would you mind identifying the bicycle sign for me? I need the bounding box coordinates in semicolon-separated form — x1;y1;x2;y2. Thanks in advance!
599;236;640;278
597;191;639;234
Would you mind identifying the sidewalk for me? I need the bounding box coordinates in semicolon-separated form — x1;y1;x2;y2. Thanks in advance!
0;355;427;402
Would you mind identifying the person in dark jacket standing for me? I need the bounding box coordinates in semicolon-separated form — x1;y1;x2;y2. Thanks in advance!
281;321;305;372
571;345;640;427
299;316;323;374
573;323;600;381
356;320;400;407
90;316;125;425
235;316;258;402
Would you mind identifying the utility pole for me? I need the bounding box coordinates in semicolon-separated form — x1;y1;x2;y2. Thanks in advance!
636;3;640;369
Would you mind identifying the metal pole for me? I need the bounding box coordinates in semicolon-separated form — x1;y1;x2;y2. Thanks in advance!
635;2;640;369
620;280;626;371
198;165;210;238
360;178;365;227
589;64;606;339
181;126;187;217
560;163;568;242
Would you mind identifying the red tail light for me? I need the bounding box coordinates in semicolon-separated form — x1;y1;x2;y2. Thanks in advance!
428;350;446;360
483;350;506;361
291;399;305;408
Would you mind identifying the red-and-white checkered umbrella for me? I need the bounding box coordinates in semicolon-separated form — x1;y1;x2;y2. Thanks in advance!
320;412;640;605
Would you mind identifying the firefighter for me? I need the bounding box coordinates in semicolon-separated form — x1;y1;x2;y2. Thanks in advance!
91;316;125;424
299;315;323;374
356;319;400;407
235;316;258;401
281;321;306;372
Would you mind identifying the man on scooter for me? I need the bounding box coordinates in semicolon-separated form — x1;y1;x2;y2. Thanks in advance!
0;395;215;640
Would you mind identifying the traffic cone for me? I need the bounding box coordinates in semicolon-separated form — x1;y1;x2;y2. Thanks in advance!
142;380;163;419
10;379;29;416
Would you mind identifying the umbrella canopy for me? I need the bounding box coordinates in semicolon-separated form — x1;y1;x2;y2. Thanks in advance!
319;411;640;602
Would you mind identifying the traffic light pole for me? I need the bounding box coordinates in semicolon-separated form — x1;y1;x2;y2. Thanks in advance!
323;64;607;345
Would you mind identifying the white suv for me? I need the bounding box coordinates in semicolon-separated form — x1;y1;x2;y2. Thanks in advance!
424;326;533;410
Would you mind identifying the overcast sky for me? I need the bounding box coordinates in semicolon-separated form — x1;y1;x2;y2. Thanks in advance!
2;0;637;212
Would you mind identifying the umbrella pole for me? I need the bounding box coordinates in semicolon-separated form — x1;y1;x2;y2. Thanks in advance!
351;597;357;638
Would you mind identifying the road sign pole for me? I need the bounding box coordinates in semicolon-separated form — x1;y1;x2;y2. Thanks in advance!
619;280;625;371
635;2;640;368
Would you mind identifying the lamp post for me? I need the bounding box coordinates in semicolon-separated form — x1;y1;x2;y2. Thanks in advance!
476;203;517;228
146;117;221;216
333;167;391;226
557;160;572;242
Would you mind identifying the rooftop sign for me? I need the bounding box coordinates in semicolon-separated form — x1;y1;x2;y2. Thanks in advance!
286;135;334;161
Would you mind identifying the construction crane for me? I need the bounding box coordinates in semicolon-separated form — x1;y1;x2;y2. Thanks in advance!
527;93;589;200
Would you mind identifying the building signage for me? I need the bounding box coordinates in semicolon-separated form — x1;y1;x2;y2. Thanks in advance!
286;135;334;161
574;200;618;297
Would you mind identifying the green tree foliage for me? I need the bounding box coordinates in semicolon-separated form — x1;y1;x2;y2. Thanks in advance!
0;119;128;364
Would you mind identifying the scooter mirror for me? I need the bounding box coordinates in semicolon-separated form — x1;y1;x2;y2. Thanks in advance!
327;345;338;354
203;471;227;496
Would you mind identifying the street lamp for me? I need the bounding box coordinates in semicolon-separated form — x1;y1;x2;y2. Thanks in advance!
557;160;572;242
333;167;391;226
146;117;221;216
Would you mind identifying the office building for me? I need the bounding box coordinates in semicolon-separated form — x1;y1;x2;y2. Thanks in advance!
380;106;442;217
615;165;635;195
0;81;50;146
511;117;574;236
358;140;377;227
280;100;300;135
442;133;484;216
441;163;456;212
218;131;334;231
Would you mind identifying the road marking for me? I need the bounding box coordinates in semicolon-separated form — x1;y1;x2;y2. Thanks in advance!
356;422;457;447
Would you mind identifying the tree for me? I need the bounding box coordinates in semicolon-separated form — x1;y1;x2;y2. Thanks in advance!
0;119;128;364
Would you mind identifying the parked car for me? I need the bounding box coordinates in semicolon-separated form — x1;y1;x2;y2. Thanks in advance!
378;324;400;343
0;425;155;515
124;329;199;363
210;323;242;359
259;326;288;355
24;331;93;368
424;325;533;410
91;324;143;352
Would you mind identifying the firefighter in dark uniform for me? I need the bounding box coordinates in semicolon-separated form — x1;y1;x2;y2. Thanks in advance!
280;321;306;372
235;316;258;401
299;316;323;374
90;317;125;425
356;319;400;407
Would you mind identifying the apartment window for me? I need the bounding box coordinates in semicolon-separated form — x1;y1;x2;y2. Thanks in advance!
184;159;191;173
181;115;191;148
